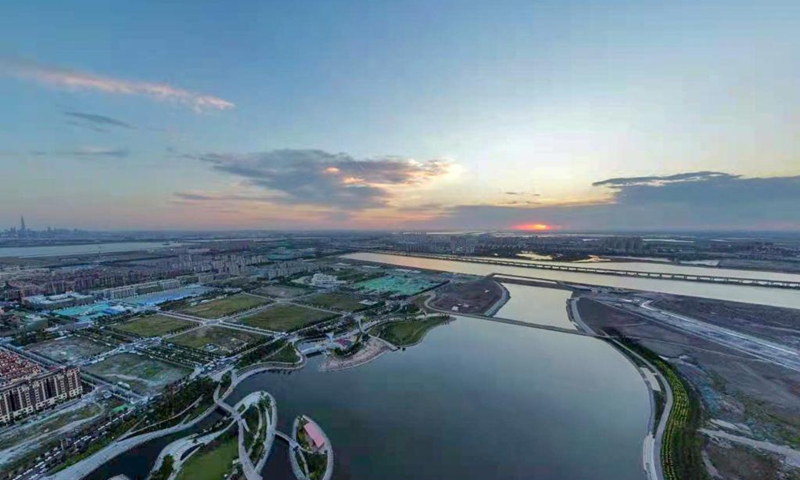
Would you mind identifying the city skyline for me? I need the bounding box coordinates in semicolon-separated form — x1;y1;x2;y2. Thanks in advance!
2;0;799;232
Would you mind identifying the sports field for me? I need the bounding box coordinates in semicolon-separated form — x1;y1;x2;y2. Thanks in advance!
177;293;269;319
113;315;195;337
85;353;190;395
170;326;264;354
238;304;333;332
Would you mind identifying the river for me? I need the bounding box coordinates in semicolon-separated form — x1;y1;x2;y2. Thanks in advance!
344;253;800;309
0;242;184;258
88;316;650;480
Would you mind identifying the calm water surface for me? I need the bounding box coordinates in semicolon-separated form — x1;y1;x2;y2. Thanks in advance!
496;283;575;329
0;242;183;258
345;253;800;309
91;317;649;480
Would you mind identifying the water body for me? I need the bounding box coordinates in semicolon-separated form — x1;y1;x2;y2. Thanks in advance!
0;242;183;258
496;283;575;330
505;256;800;283
94;318;650;480
345;253;800;309
233;318;649;480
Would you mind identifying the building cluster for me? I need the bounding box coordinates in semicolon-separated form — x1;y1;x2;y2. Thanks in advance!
392;234;478;254
310;273;345;288
260;260;320;280
0;349;42;385
0;365;82;424
23;291;94;310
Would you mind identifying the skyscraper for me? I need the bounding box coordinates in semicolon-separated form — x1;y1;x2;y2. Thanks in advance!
19;216;26;238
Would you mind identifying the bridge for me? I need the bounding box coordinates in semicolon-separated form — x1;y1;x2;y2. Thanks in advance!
376;252;800;289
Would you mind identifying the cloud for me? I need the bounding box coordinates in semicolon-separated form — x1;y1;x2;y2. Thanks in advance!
66;146;130;158
172;191;272;202
431;172;800;231
504;191;539;196
64;111;135;130
1;57;234;112
191;149;457;210
592;171;736;188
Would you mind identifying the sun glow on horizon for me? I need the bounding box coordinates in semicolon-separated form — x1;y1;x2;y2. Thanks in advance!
512;223;553;231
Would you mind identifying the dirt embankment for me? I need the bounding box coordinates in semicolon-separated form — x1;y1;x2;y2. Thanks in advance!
429;277;504;314
578;297;800;480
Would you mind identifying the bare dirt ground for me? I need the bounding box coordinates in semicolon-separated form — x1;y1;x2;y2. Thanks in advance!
578;297;800;480
652;295;800;349
428;277;504;314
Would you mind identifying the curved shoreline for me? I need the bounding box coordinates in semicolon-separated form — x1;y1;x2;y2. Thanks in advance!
290;416;334;480
483;280;510;316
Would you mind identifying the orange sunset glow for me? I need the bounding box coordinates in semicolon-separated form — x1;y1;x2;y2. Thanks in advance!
512;223;553;231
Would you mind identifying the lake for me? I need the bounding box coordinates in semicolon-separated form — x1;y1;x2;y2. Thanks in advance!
91;316;650;480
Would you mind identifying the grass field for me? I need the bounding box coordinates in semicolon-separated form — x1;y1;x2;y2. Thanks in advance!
113;315;195;337
28;336;112;363
302;292;365;312
239;304;333;332
170;326;263;354
85;353;190;395
177;293;269;319
255;285;307;298
373;316;450;347
176;432;238;480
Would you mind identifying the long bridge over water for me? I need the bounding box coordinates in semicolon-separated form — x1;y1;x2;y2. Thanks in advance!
374;252;800;290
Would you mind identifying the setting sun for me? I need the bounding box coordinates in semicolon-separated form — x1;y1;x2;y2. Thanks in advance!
512;223;553;231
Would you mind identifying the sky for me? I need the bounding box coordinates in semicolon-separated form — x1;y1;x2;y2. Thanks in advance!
1;0;798;232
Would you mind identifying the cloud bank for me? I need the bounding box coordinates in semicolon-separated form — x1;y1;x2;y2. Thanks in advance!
190;149;456;210
1;58;234;112
436;172;800;231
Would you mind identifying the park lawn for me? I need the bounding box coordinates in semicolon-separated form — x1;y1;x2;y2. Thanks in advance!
374;316;450;347
178;293;268;319
239;304;333;332
302;292;365;312
176;434;239;480
113;315;195;337
270;343;301;363
170;326;263;354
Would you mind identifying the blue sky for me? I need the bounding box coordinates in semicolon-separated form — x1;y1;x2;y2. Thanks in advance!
1;0;798;231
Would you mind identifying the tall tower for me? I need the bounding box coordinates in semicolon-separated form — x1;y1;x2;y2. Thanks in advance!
20;216;26;237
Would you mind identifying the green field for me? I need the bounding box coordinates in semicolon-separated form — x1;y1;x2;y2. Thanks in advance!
170;326;263;354
302;292;365;312
176;432;238;480
28;336;111;363
113;315;195;337
239;304;333;332
85;353;191;395
178;293;269;319
373;316;450;347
